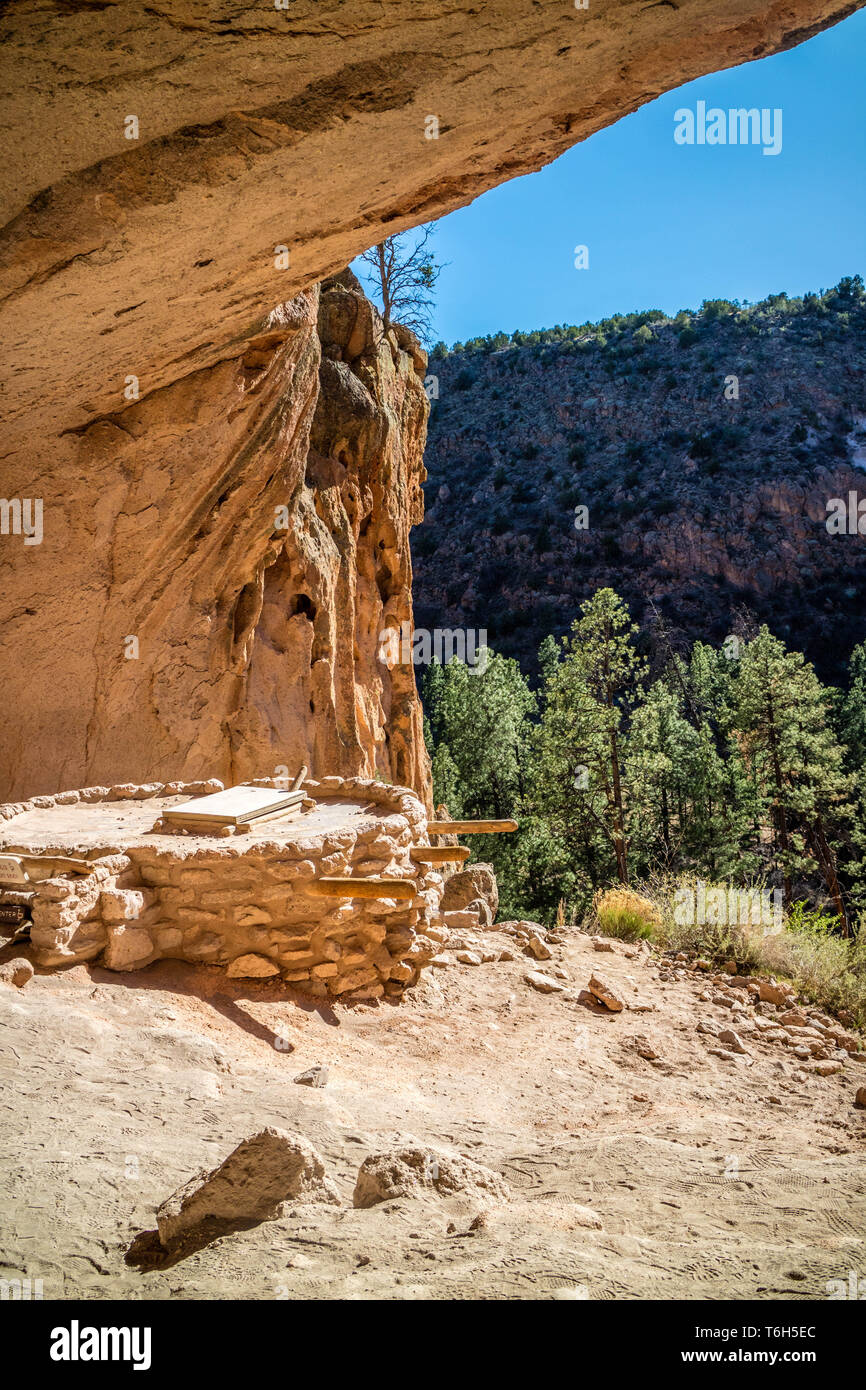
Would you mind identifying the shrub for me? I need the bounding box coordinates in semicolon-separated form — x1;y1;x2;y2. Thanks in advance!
534;524;551;555
615;876;866;1027
593;887;661;940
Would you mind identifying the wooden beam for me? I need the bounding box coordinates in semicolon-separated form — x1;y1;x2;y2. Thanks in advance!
427;819;518;835
309;877;417;900
409;845;471;864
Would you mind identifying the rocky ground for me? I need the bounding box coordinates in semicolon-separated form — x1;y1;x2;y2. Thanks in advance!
1;920;864;1301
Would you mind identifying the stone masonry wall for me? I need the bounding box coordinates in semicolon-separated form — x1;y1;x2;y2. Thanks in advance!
0;776;446;1003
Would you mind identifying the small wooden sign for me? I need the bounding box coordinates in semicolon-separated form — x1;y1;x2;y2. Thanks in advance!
0;856;28;886
0;903;29;926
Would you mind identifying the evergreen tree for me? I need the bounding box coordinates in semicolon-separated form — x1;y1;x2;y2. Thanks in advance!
532;589;644;885
420;648;536;916
839;641;866;770
732;627;855;932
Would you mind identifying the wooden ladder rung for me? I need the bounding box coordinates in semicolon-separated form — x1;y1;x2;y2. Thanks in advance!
426;819;518;835
309;876;417;900
410;845;471;864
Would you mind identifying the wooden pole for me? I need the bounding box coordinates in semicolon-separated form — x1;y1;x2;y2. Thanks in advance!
409;845;471;864
427;819;517;835
309;877;417;900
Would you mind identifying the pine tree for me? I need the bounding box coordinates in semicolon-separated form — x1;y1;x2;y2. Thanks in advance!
839;641;866;769
732;627;855;932
532;589;644;885
626;677;696;870
420;647;536;915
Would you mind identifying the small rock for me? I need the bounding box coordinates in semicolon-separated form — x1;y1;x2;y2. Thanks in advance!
721;960;738;975
591;937;614;953
588;973;624;1012
526;934;552;961
0;956;34;988
718;1029;750;1055
524;970;565;995
455;950;482;966
759;981;794;1006
632;1033;659;1060
294;1066;329;1088
854;1087;866;1109
813;1061;843;1077
569;1203;603;1229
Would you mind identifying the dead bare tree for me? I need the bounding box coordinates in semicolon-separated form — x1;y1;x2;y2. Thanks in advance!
358;225;442;343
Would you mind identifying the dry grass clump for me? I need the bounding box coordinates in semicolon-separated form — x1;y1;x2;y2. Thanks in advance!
593;887;661;940
585;875;866;1028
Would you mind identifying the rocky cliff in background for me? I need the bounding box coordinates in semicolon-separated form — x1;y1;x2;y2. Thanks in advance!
0;272;431;801
415;286;866;680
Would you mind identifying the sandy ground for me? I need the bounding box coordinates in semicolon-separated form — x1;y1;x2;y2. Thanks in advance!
0;926;864;1301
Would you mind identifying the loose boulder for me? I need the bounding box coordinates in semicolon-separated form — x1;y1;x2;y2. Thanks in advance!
353;1144;509;1209
588;973;625;1012
441;863;498;920
0;956;34;988
156;1128;340;1249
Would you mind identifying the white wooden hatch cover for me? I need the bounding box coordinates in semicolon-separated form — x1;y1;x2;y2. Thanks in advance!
163;784;304;828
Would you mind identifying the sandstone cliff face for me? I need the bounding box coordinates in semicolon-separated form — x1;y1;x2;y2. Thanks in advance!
0;0;861;798
234;272;430;797
0;274;431;803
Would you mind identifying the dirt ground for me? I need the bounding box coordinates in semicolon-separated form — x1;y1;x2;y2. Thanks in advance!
1;926;864;1301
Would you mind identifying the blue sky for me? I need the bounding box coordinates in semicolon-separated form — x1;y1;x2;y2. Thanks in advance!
359;9;866;346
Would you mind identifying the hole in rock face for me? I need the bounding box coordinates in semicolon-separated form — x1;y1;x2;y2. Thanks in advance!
291;594;317;621
232;578;262;649
375;565;392;604
310;700;315;713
